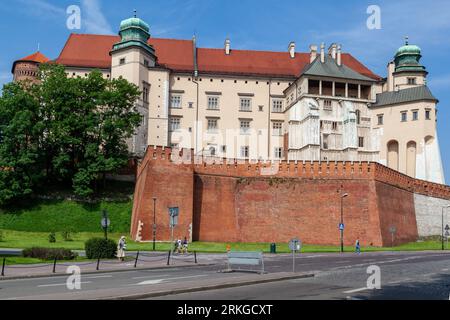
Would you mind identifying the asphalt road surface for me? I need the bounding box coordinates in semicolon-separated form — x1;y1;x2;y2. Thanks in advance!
1;251;449;300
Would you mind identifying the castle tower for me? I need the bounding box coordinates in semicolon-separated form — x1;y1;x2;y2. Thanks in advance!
392;37;428;90
110;12;157;157
12;51;49;83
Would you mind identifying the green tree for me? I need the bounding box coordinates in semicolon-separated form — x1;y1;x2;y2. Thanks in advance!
0;81;44;204
0;64;141;204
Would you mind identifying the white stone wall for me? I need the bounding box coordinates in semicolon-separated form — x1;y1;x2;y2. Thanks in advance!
414;193;450;237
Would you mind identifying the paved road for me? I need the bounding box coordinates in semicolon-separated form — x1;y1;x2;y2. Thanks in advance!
156;251;450;300
0;251;449;300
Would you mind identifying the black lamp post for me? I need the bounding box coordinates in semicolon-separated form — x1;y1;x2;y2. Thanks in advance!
340;193;348;253
152;197;157;251
442;205;450;251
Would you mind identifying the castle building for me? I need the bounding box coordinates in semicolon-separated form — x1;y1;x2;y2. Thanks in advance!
12;14;445;184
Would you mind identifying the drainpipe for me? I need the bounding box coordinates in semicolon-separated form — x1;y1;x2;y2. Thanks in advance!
267;80;272;159
192;35;200;155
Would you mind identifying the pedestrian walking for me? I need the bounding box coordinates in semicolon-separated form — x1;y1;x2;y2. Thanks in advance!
182;237;189;254
355;239;361;254
117;236;127;262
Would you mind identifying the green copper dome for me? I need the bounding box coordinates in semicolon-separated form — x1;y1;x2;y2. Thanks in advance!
394;38;426;73
120;17;150;33
111;13;155;58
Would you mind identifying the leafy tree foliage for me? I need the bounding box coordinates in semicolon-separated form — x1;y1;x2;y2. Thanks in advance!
0;65;141;204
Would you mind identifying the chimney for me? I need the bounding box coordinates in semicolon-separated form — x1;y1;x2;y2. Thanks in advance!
328;43;337;60
288;42;296;59
309;45;318;63
225;38;231;55
337;44;342;66
320;43;325;63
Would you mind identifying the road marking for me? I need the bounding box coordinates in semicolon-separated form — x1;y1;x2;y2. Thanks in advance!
343;287;369;294
135;274;208;286
132;274;170;280
38;281;92;287
83;275;113;279
442;268;449;271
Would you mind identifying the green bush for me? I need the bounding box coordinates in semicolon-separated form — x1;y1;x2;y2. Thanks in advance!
22;247;77;260
85;238;117;259
0;230;3;242
48;232;56;243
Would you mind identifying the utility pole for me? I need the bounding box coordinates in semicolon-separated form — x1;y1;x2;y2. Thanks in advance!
340;193;348;253
152;197;157;251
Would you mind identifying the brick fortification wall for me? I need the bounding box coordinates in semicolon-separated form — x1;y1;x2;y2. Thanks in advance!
131;146;450;247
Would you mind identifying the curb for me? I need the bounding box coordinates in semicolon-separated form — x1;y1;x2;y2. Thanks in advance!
0;263;214;281
102;272;315;300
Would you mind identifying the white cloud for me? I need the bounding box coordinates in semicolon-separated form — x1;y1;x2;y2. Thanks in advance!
81;0;114;35
15;0;64;18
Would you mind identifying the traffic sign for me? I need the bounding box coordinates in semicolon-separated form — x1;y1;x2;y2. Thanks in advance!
101;217;111;228
389;226;397;234
339;223;345;231
169;207;179;227
289;238;301;251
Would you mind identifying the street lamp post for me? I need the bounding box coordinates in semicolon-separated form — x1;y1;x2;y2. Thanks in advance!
152;197;157;251
340;193;348;253
442;205;450;251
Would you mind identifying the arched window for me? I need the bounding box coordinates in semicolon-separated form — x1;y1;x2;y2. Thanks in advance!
387;140;399;171
406;141;417;178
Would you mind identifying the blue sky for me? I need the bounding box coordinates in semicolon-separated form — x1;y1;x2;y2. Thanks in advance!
1;0;449;180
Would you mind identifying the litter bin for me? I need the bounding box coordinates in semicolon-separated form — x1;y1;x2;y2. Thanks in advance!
270;243;276;254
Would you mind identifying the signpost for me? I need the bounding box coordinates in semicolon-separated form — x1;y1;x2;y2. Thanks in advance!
101;210;110;240
289;238;301;273
168;207;179;248
445;225;450;250
389;226;397;247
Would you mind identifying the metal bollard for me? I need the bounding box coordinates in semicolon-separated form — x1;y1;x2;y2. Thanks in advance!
52;257;57;273
1;257;5;276
134;251;140;268
194;251;197;264
96;257;100;271
167;250;171;266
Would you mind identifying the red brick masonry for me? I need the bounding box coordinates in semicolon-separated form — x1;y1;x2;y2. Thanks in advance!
131;146;450;247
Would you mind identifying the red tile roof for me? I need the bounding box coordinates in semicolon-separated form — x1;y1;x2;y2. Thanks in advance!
54;33;381;80
17;51;50;64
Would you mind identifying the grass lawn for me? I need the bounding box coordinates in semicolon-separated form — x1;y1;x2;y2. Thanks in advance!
0;229;447;254
0;199;132;233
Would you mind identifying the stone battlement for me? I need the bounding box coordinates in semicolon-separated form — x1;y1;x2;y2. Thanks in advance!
141;145;450;200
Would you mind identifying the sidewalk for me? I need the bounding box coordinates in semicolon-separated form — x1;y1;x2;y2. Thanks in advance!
0;252;223;280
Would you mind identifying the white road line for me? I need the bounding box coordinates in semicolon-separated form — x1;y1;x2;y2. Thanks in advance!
132;274;169;280
135;274;208;286
38;281;92;288
442;268;449;271
83;275;113;279
343;287;369;294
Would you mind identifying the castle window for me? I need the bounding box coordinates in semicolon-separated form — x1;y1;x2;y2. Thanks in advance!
144;59;149;67
358;137;364;148
355;110;361;125
221;145;227;153
207;118;218;132
332;122;338;131
407;77;417;85
119;58;126;65
401;112;407;122
188;102;194;109
425;109;431;120
169;117;181;131
272;99;283;113
240;146;250;158
274;147;283;159
272;122;283;136
207;97;219;110
377;114;384;125
258;105;264;112
170;95;182;109
240;98;252;112
240;120;251;134
324;100;332;110
142;83;149;103
322;134;329;150
412;110;419;121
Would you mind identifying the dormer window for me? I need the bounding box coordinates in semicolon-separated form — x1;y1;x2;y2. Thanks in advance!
407;77;416;85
